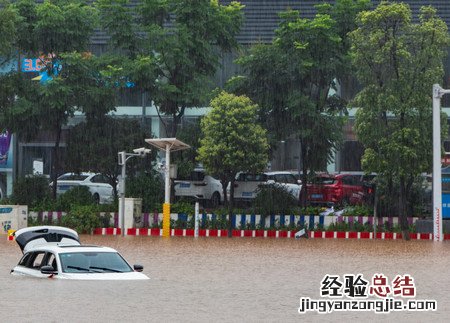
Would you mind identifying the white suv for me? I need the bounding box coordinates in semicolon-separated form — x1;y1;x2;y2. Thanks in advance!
174;168;223;207
52;172;114;204
230;171;302;202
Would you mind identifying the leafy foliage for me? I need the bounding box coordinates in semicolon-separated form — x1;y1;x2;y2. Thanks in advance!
10;175;51;207
254;184;297;216
96;0;244;136
66;117;152;198
60;205;106;234
0;1;19;63
198;91;269;209
56;186;96;210
228;1;369;204
350;2;450;233
0;0;108;198
126;172;164;212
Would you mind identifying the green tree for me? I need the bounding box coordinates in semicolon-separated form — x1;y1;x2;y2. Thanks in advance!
197;91;269;236
0;0;104;198
228;1;368;205
65;117;153;199
96;0;244;137
0;0;19;65
350;2;450;239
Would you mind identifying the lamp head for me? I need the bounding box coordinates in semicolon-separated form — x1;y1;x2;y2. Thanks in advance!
133;147;151;156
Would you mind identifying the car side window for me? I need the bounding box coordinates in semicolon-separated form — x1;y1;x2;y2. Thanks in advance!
45;253;57;270
191;171;205;181
352;175;362;186
274;174;285;183
92;175;108;183
342;176;353;185
30;252;46;269
285;174;297;184
18;253;32;266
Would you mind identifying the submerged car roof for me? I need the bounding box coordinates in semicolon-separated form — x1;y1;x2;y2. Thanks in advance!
31;244;117;253
14;226;80;253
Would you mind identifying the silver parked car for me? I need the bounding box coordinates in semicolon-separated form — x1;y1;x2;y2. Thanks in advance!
229;171;302;201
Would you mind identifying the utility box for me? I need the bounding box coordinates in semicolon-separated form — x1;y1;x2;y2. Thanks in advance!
0;205;28;234
124;198;143;228
170;164;177;179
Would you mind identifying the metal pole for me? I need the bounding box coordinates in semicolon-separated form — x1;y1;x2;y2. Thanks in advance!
120;161;126;237
194;202;199;238
165;144;170;203
432;84;447;242
373;188;378;239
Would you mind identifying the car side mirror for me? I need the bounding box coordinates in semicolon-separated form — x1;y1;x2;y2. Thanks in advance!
41;265;57;275
297;180;302;185
267;179;275;184
133;264;144;272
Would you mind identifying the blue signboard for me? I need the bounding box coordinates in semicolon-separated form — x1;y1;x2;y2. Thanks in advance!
0;131;13;169
442;168;450;219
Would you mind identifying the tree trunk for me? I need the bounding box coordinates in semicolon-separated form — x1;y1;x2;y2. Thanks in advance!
300;143;308;207
169;107;186;138
170;112;179;137
221;179;228;207
399;176;410;240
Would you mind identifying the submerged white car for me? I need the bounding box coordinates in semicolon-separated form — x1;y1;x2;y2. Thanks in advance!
11;226;149;280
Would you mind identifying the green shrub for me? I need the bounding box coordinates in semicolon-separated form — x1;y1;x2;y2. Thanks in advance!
342;205;372;216
126;173;164;212
254;184;297;216
60;205;106;234
57;186;96;209
31;186;116;212
171;201;195;215
327;222;350;232
299;206;323;215
11;176;51;208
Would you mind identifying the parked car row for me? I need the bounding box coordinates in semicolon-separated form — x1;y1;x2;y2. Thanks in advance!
174;169;377;207
52;169;374;207
174;169;302;205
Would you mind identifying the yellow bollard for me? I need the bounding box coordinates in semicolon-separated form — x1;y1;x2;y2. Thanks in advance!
7;229;15;241
162;203;171;237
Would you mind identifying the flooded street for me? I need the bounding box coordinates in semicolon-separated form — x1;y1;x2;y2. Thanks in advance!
1;236;449;322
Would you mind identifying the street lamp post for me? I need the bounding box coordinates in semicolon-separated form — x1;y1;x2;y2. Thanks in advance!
145;138;190;237
117;147;151;236
432;84;450;242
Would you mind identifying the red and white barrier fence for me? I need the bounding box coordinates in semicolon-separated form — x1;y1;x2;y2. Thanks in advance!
92;228;450;240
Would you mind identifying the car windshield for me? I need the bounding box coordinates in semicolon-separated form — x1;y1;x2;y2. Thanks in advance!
310;176;336;185
237;173;268;181
59;252;133;273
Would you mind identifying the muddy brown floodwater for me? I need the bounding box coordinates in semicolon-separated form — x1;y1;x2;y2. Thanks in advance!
1;236;449;322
